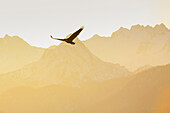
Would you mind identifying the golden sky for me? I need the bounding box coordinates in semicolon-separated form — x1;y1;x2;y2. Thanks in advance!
0;0;169;47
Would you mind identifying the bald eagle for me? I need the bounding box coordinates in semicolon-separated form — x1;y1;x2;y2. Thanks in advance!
50;26;84;45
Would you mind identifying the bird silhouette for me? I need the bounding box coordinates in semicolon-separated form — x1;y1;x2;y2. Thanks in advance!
50;26;84;45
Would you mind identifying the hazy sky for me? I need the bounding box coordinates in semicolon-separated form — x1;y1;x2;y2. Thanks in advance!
0;0;169;47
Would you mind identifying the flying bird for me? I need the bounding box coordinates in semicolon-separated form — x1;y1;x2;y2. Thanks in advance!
50;26;84;45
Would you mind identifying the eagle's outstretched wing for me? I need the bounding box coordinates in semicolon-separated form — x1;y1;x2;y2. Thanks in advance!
50;35;65;41
67;26;84;41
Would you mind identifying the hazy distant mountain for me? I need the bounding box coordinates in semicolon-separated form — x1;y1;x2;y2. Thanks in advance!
134;65;152;74
0;64;169;113
0;76;132;113
0;39;130;93
0;35;44;74
0;25;169;113
84;23;170;71
76;64;170;113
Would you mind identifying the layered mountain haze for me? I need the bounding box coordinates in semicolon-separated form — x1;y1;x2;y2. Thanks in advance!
0;77;132;113
79;64;170;113
0;64;169;113
0;35;44;74
0;38;130;93
41;39;129;80
0;24;169;113
84;23;170;71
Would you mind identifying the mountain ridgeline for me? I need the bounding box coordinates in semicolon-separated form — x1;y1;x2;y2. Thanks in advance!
84;23;170;71
0;64;169;113
0;35;44;74
0;24;169;113
0;38;130;93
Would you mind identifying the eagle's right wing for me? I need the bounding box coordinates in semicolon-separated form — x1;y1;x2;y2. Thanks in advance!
67;26;84;41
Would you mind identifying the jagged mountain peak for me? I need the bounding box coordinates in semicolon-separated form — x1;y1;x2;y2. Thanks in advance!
0;34;130;90
154;23;169;32
129;23;169;32
115;27;130;33
91;34;101;38
0;34;31;47
111;27;130;37
84;23;170;71
130;24;145;31
155;23;167;28
3;34;25;41
0;35;44;74
119;27;129;31
41;42;93;68
42;37;91;60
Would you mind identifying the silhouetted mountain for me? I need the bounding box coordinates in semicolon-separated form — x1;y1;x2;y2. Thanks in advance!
0;38;130;93
79;64;170;113
0;35;44;74
134;65;152;74
0;25;169;113
0;76;133;113
84;23;170;71
0;64;169;113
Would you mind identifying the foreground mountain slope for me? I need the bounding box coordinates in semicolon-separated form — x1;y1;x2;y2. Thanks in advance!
0;38;130;93
84;23;170;71
0;76;132;113
79;64;170;113
0;64;169;113
0;35;44;74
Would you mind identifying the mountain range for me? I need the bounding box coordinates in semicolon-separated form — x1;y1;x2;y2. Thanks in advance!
84;23;170;71
0;35;44;74
1;24;170;73
0;24;169;113
0;64;169;113
0;38;130;93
